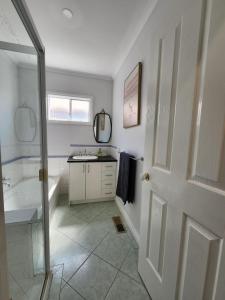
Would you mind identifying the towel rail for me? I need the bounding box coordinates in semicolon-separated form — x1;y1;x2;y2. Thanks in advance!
118;151;144;162
131;156;144;162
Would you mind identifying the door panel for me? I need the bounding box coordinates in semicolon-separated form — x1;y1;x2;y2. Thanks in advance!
188;0;225;189
177;217;221;300
153;24;181;171
139;0;225;299
146;192;167;278
86;163;101;200
69;163;86;201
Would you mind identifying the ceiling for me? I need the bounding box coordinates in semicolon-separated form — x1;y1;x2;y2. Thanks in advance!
0;0;32;46
23;0;155;78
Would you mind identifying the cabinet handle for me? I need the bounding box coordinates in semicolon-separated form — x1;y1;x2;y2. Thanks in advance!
88;164;90;173
105;183;112;186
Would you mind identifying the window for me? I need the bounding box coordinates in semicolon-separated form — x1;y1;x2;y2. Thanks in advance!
47;94;93;124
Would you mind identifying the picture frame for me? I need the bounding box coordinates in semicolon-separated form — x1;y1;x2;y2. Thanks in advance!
123;62;142;128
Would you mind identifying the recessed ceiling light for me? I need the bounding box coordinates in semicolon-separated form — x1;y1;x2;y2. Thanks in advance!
62;8;73;19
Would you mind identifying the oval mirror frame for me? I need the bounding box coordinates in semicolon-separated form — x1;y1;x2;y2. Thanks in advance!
93;111;112;143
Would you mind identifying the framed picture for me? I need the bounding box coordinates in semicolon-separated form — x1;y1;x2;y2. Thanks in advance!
123;62;142;128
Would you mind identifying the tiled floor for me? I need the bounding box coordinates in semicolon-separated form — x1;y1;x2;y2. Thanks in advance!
50;196;151;300
7;222;46;300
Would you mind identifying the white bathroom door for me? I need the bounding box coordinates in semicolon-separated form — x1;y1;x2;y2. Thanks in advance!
138;0;225;299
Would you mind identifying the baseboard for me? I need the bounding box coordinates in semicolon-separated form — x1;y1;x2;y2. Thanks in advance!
115;197;140;246
69;197;114;205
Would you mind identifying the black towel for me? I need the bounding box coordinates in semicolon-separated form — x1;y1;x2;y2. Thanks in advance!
116;152;136;205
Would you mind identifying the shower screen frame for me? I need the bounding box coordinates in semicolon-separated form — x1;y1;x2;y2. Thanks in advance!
0;0;51;299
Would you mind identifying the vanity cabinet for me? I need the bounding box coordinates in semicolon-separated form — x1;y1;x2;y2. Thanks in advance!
69;161;116;204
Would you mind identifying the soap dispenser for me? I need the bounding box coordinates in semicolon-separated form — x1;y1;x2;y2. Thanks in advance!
97;148;103;156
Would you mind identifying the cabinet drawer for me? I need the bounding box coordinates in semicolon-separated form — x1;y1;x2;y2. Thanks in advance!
102;163;116;172
102;180;115;190
102;189;115;198
102;170;115;180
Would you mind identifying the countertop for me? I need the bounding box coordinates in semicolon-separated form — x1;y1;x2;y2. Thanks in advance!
67;155;117;163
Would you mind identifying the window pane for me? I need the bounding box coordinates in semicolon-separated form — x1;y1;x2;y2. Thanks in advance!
48;96;70;121
71;100;90;122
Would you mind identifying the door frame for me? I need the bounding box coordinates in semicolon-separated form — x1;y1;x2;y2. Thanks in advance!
0;150;10;300
0;0;52;298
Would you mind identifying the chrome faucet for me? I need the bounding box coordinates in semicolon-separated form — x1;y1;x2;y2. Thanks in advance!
2;177;11;188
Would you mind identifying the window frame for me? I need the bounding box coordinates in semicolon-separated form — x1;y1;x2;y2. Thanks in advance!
46;92;93;126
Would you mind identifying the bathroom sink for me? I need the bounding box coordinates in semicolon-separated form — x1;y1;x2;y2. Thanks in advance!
72;155;98;160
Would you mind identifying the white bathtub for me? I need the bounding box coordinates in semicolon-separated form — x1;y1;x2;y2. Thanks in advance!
4;176;60;219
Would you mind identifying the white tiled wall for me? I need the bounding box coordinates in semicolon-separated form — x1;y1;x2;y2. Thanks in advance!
22;158;41;179
2;160;23;192
48;157;69;194
2;157;41;193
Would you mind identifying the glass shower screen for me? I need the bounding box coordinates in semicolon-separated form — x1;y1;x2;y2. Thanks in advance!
0;0;49;299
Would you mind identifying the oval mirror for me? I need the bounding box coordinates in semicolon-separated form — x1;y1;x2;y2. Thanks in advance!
93;110;112;143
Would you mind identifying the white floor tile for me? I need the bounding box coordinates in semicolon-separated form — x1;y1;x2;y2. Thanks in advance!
50;229;90;281
9;263;44;296
60;283;84;300
94;232;131;268
74;220;109;251
68;254;117;300
120;247;142;283
105;272;151;300
9;275;28;300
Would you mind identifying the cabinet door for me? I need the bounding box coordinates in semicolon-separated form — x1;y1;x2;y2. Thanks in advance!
86;163;101;200
69;163;86;202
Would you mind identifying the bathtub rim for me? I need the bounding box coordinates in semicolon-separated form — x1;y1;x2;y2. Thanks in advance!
4;176;60;224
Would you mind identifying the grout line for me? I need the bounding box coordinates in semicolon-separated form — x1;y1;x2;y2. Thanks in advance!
117;247;151;296
119;269;143;286
63;250;92;283
8;273;28;298
92;234;132;271
63;231;110;284
54;227;91;251
61;278;67;290
62;280;87;300
104;269;120;299
92;253;120;271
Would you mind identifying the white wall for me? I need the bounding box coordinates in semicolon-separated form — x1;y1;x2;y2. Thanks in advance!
0;51;24;188
17;65;41;158
0;51;20;161
45;69;113;193
46;69;113;156
0;53;42;189
14;67;113;193
112;15;152;239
